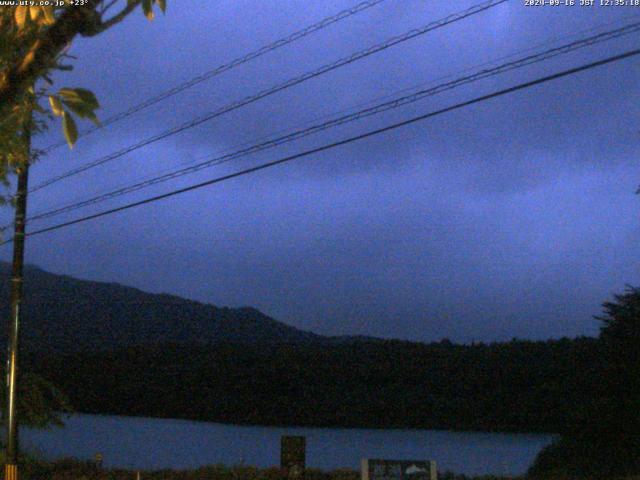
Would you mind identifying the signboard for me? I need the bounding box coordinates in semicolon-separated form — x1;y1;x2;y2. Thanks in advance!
361;459;436;480
281;435;306;477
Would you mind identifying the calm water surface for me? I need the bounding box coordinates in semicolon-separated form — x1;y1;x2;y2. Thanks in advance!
24;414;554;477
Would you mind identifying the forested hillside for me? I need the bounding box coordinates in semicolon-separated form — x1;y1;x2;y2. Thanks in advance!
0;263;607;434
27;337;601;433
0;263;323;351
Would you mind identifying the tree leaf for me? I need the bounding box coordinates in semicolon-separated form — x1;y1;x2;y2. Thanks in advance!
156;0;167;13
21;47;36;70
58;87;101;127
57;88;82;103
41;6;56;25
62;98;100;124
62;100;100;125
61;100;92;117
142;0;154;20
62;112;78;148
14;6;27;29
29;6;41;21
58;88;99;109
71;88;99;109
48;95;64;116
85;111;100;126
58;88;79;101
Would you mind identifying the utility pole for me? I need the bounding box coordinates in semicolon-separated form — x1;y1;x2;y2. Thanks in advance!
5;121;31;480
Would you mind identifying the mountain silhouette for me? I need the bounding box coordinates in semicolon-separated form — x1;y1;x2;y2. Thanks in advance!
0;262;331;352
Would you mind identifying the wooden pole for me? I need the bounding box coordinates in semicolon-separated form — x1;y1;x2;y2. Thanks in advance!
5;123;31;480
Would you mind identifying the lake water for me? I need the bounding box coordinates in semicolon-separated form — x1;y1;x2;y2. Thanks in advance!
23;414;555;477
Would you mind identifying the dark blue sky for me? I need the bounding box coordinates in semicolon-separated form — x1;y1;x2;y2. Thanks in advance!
2;0;639;342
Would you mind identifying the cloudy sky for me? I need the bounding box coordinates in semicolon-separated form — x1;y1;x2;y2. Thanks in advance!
2;0;639;343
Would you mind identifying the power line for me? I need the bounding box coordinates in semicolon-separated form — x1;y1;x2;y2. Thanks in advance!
37;0;389;155
32;0;505;191
28;0;507;194
32;12;640;218
8;47;637;243
25;20;640;224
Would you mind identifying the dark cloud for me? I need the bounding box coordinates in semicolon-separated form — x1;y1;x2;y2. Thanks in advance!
1;0;638;343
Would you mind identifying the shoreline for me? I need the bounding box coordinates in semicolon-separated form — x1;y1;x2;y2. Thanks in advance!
24;413;550;477
21;458;518;480
58;411;560;437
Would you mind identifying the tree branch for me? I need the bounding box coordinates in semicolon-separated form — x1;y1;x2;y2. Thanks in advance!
0;0;141;110
90;0;142;36
100;0;120;15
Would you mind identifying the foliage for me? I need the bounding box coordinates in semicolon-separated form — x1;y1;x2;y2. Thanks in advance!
26;337;600;433
0;1;166;431
0;272;72;430
21;459;515;480
0;0;166;196
528;287;640;479
598;286;640;402
528;433;640;480
0;370;71;430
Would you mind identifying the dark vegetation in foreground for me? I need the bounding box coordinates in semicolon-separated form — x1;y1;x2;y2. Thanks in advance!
527;287;640;479
26;337;599;433
21;459;513;480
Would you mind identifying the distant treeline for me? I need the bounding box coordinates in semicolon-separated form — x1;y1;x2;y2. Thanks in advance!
26;337;603;433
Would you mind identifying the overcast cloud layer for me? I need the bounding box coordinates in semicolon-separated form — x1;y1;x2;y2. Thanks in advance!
2;0;639;342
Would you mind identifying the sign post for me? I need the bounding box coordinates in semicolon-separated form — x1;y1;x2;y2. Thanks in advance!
281;435;306;478
361;459;437;480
